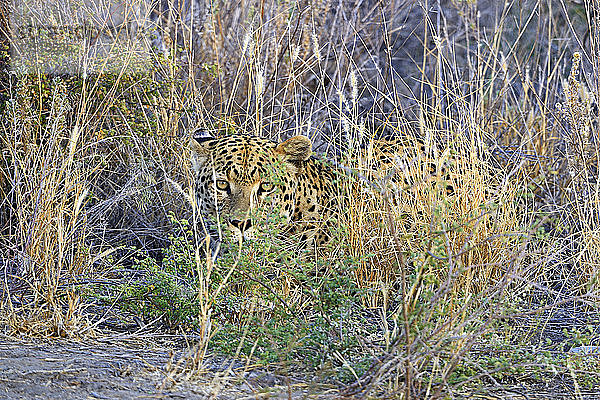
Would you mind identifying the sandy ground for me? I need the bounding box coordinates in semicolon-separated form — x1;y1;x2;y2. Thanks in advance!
0;336;202;399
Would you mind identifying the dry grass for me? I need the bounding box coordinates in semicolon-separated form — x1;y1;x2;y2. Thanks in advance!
2;0;600;398
1;78;91;336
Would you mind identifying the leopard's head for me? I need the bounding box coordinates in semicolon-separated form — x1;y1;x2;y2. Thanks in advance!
191;131;312;241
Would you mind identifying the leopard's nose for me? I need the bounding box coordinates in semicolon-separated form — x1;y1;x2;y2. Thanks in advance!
231;219;252;232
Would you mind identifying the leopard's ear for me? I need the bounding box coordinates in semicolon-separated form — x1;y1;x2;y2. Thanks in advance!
190;129;213;156
193;129;213;143
275;136;312;162
190;130;214;172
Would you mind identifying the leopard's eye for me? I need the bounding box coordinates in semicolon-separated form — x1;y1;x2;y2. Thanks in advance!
215;180;229;191
260;182;274;192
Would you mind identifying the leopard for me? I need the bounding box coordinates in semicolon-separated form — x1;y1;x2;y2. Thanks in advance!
190;131;340;248
190;130;459;253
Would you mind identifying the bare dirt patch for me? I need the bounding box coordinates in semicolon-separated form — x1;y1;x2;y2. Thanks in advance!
0;336;191;399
